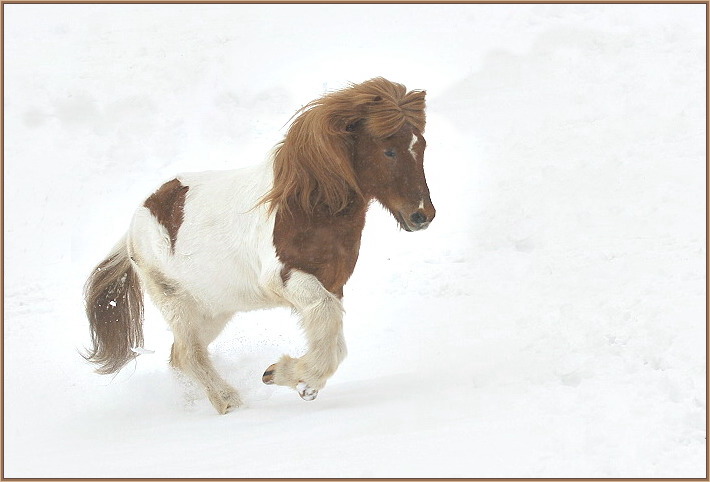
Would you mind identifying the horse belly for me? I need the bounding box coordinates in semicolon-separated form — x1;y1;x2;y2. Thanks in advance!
178;254;277;315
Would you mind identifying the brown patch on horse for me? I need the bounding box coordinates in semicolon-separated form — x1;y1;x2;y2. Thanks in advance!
274;199;368;297
144;179;189;253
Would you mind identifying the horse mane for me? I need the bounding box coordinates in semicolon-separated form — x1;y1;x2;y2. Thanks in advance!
261;77;426;215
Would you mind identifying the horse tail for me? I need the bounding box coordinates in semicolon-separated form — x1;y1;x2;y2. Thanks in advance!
83;236;145;375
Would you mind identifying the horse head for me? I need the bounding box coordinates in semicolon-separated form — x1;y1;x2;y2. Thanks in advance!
346;79;435;231
264;77;435;232
350;120;435;231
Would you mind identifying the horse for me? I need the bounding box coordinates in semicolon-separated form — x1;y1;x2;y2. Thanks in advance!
83;77;436;414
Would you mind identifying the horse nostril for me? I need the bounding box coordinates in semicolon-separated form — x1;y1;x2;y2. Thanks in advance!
410;212;427;225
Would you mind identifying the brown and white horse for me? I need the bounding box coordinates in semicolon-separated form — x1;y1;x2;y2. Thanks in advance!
83;77;436;414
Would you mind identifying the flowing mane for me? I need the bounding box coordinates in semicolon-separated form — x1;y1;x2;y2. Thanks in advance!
261;77;427;215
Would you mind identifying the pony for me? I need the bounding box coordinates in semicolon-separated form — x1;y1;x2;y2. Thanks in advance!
83;77;436;414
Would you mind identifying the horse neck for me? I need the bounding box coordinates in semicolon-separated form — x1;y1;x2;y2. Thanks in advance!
273;193;370;296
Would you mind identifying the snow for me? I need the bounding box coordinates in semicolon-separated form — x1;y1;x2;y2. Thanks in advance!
130;347;155;355
3;3;706;478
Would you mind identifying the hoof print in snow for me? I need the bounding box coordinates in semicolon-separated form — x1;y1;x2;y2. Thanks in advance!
297;381;318;401
262;364;276;385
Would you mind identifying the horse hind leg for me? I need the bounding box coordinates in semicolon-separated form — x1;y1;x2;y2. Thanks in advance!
145;270;241;414
170;334;242;414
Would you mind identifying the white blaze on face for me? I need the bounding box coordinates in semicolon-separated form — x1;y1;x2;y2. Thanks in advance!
409;133;418;160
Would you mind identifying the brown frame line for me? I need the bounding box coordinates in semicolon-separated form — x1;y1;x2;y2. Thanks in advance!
0;1;709;4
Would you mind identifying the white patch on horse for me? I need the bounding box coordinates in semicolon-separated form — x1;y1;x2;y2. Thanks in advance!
297;381;318;401
409;133;418;159
418;199;425;210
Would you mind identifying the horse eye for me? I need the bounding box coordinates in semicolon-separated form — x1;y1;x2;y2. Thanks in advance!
384;150;396;158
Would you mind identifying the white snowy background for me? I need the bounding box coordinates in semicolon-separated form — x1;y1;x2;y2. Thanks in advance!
3;3;706;478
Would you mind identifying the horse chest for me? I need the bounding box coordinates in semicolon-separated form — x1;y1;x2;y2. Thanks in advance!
273;208;366;297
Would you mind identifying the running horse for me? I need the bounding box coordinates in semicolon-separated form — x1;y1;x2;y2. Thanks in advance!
83;77;436;414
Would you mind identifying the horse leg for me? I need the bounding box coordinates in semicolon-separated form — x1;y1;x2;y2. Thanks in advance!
168;308;241;414
170;330;242;414
142;269;241;414
262;270;347;400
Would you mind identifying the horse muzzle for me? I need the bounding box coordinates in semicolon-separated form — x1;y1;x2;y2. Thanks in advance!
397;206;435;232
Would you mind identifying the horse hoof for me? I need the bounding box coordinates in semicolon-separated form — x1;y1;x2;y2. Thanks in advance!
262;364;277;385
296;381;318;401
208;389;242;415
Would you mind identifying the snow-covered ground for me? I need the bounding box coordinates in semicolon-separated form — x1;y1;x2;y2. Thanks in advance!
3;4;706;478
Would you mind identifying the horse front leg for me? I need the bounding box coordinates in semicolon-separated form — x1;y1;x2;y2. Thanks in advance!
262;270;347;400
